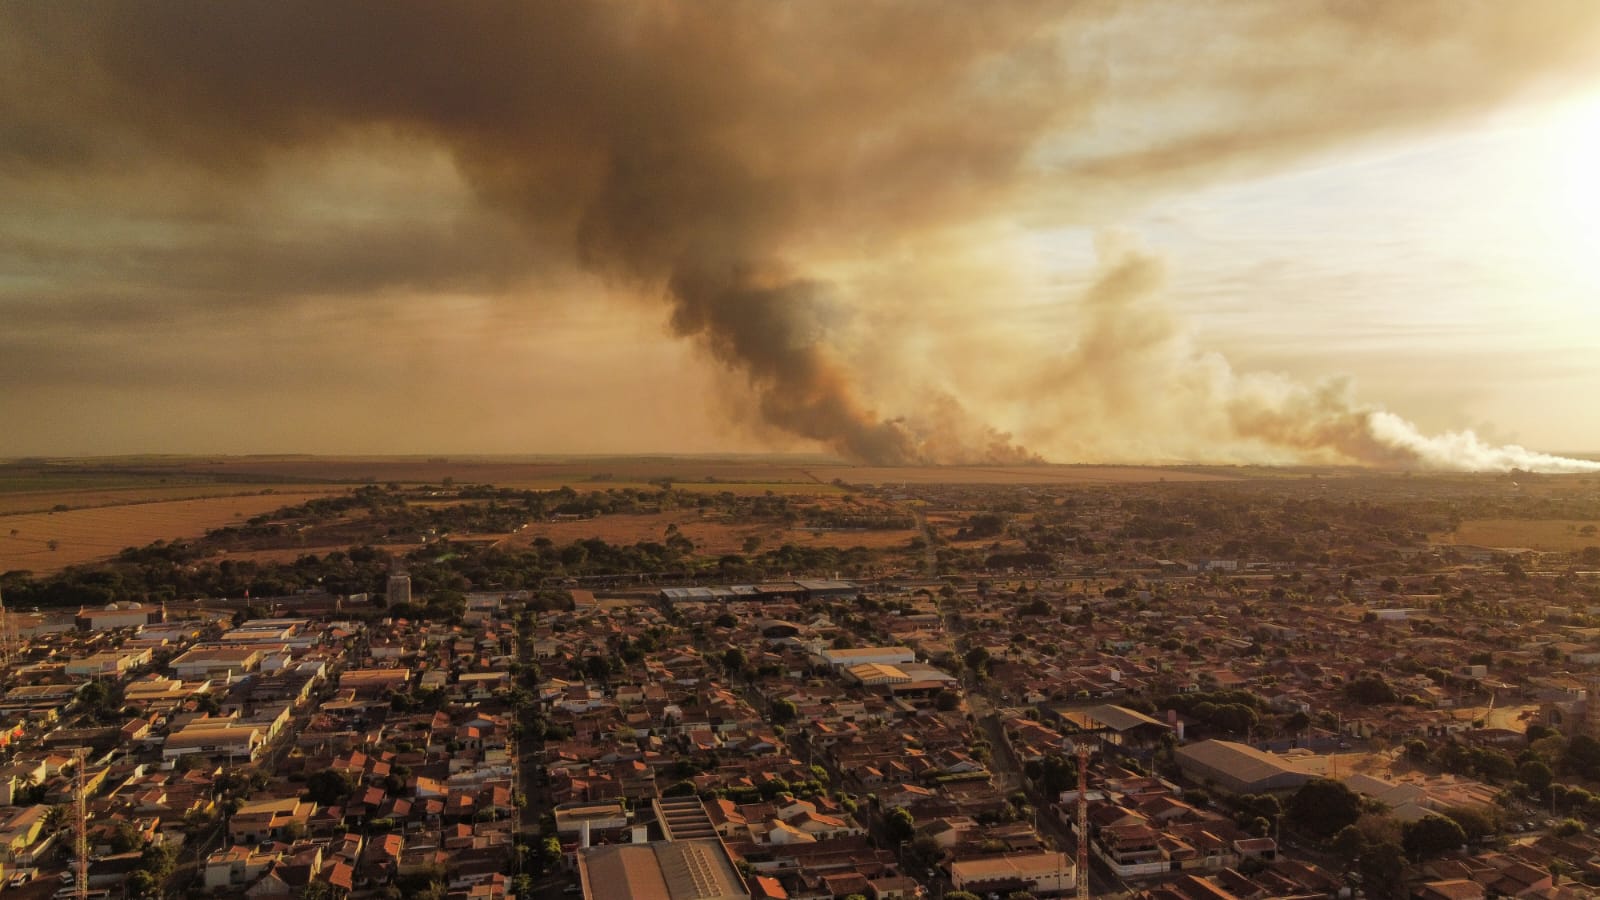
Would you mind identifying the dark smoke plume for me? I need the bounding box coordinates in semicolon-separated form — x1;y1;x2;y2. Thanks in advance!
3;2;1598;465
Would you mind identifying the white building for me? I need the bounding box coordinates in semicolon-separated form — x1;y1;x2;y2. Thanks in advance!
817;646;915;670
162;719;264;763
950;851;1075;896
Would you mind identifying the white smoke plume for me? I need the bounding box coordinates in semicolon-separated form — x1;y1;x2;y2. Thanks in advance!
1005;238;1600;473
1366;413;1600;473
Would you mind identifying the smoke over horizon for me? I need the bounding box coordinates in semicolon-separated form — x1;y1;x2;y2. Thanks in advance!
1030;239;1600;474
3;2;1599;471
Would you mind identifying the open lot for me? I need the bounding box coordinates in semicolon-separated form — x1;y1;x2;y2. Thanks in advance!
0;492;341;575
1437;518;1600;552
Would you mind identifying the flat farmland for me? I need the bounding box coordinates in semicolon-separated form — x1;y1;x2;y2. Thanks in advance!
496;510;917;556
105;456;837;489
56;456;1260;489
0;492;341;575
0;483;340;516
1436;519;1600;553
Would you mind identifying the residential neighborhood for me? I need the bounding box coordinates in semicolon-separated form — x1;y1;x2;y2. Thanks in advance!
1;471;1599;900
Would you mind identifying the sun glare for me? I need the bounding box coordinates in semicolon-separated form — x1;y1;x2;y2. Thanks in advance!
1549;95;1600;276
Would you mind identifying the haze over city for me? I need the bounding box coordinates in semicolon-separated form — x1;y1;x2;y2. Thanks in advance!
3;2;1599;471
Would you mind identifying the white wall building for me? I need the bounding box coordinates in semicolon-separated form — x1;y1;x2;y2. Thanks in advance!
950;851;1075;896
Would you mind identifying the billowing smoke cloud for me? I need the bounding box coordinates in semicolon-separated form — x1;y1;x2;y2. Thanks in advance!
1019;238;1600;473
666;262;921;466
1366;414;1600;474
2;2;1598;467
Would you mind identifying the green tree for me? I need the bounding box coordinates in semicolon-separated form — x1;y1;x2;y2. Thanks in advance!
769;698;797;725
540;836;564;870
583;654;612;682
1344;673;1397;705
884;807;916;845
1358;840;1406;900
1022;754;1078;797
78;680;109;710
139;842;177;880
1330;825;1365;869
1518;759;1554;797
1286;778;1363;839
1440;806;1500;844
1566;734;1600;780
109;820;147;854
906;834;942;870
125;870;158;899
1402;815;1466;861
305;769;359;806
963;646;992;677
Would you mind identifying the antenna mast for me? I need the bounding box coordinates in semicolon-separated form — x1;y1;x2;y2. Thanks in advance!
0;586;12;668
75;747;89;900
1076;741;1090;900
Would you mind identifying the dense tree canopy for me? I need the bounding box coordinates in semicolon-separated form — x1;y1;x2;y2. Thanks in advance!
1402;815;1467;861
1287;779;1363;839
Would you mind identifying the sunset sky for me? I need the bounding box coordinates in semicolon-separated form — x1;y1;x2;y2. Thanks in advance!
3;2;1598;469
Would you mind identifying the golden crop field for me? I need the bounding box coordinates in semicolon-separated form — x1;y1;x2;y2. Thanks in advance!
1437;519;1600;553
0;492;341;575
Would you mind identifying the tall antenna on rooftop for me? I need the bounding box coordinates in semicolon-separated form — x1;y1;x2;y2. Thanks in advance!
75;747;89;900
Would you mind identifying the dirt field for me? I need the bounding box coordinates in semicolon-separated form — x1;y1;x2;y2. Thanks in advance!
0;492;341;575
1448;702;1539;731
1436;519;1600;552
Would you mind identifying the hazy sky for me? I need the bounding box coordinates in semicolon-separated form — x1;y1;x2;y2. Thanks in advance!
3;2;1598;469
